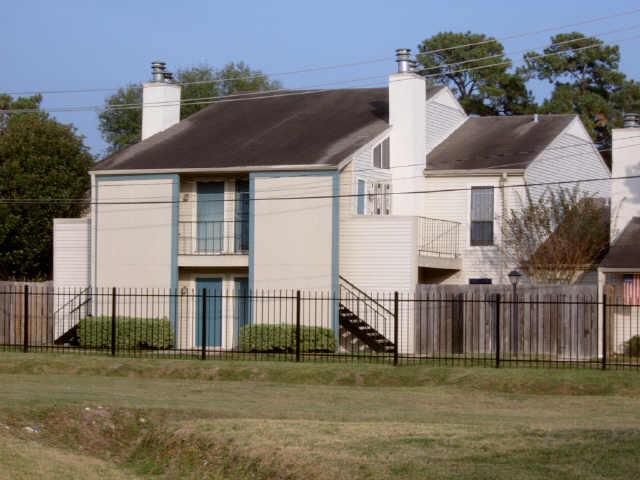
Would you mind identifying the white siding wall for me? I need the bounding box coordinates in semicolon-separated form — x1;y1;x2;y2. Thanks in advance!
253;175;334;292
93;177;175;288
525;119;611;201
340;216;418;353
422;174;525;284
425;92;467;154
53;218;91;288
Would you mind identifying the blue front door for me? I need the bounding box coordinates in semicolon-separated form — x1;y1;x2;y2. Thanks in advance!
197;182;225;253
195;278;222;347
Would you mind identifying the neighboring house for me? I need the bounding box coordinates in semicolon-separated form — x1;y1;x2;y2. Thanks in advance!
53;50;610;352
598;120;640;353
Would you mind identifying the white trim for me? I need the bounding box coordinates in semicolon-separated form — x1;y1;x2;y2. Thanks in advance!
91;164;339;176
424;169;525;177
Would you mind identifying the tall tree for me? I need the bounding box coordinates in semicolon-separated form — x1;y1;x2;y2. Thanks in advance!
98;62;281;154
416;31;536;115
521;32;625;148
0;95;93;280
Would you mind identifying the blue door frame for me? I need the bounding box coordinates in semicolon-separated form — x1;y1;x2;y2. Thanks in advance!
195;278;223;347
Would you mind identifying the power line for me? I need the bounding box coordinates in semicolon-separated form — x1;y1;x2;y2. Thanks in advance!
0;173;631;206
4;32;637;116
419;23;640;73
4;7;640;98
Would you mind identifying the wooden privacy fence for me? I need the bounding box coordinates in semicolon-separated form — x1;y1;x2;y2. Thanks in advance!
415;285;599;360
0;282;53;346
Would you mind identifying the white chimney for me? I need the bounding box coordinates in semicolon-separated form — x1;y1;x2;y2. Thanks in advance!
611;113;640;242
141;61;182;140
389;48;427;216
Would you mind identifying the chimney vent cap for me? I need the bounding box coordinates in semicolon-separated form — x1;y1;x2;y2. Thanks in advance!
395;48;412;73
151;61;167;83
623;112;640;128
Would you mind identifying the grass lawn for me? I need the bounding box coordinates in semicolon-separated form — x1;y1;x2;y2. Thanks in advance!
0;353;639;479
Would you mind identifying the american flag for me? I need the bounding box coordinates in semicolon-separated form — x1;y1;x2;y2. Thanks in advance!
623;275;640;305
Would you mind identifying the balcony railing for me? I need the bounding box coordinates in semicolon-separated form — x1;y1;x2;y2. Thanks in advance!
178;220;248;255
418;217;461;258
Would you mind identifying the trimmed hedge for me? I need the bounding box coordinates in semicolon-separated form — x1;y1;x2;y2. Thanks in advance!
78;316;174;349
239;324;336;353
624;335;640;357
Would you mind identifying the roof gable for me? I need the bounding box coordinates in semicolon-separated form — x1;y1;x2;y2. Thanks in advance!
425;115;576;171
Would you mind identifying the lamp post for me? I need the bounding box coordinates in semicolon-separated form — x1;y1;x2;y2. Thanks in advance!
508;270;522;355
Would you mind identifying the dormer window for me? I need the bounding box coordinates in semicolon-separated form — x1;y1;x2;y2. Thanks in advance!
373;138;390;169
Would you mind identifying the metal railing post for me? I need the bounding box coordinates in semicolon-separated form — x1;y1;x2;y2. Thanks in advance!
602;294;607;370
495;294;501;368
23;285;29;353
295;290;301;362
393;291;399;366
201;288;207;361
111;287;117;356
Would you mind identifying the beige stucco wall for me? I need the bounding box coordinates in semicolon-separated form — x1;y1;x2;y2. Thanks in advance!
252;174;335;292
93;176;175;289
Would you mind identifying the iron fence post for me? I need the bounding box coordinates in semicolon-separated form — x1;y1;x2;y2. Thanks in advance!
393;291;399;366
295;290;301;362
23;285;29;353
201;288;207;361
602;294;607;370
111;287;117;357
495;294;501;368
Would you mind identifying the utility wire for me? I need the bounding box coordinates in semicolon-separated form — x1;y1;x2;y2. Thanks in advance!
4;7;640;97
4;33;638;115
0;173;631;206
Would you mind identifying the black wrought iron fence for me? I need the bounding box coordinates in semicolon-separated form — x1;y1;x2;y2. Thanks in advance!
1;285;639;370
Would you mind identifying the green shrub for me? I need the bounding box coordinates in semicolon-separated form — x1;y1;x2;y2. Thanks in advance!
624;335;640;357
78;316;174;349
239;324;336;353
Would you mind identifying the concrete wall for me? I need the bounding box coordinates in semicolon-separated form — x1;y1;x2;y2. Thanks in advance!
611;127;640;241
141;82;181;140
93;175;177;289
251;173;336;292
389;72;427;217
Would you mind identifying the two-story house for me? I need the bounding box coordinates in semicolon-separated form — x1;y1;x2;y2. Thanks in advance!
52;49;610;351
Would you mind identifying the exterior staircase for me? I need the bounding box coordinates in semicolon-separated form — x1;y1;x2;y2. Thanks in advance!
338;276;395;354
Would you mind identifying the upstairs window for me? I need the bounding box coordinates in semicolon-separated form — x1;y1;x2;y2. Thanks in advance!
470;186;494;246
373;138;390;169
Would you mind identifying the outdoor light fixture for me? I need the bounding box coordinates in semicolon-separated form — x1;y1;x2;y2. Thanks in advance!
508;270;522;287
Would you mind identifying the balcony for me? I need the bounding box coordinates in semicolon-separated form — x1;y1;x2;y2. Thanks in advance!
178;220;248;267
417;217;462;270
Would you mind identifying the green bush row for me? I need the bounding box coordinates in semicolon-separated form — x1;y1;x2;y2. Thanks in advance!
78;316;174;349
239;324;336;353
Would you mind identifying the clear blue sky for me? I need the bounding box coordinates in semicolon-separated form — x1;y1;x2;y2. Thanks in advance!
3;0;640;157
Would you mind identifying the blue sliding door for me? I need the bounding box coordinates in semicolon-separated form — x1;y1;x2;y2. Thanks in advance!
234;180;249;252
195;278;222;347
234;278;249;339
197;182;225;253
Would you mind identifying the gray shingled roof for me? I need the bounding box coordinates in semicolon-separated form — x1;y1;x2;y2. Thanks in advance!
426;115;576;170
94;88;389;171
601;217;640;269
